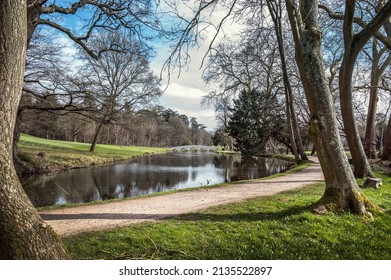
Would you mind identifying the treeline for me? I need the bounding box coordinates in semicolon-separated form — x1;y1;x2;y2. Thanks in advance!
17;28;212;150
20;105;212;148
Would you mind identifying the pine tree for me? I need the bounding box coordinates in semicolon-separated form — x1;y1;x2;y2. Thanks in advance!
227;89;284;157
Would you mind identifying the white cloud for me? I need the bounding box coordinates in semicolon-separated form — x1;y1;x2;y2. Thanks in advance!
151;1;245;131
159;82;216;130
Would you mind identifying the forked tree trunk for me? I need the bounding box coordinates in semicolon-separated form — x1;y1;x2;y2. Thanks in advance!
0;1;69;259
285;0;373;215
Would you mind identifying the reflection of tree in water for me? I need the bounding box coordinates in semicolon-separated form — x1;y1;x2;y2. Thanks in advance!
87;159;193;200
138;152;215;168
20;174;58;207
214;156;291;182
21;153;291;207
20;169;100;207
91;168;118;201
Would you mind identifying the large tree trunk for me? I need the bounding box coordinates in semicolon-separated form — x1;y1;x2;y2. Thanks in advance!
285;0;373;215
12;1;41;168
0;0;69;259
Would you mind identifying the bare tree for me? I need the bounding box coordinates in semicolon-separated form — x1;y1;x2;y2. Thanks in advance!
164;0;377;214
364;38;391;158
78;31;162;152
362;5;391;160
319;1;391;177
203;25;303;159
338;1;391;177
14;0;163;165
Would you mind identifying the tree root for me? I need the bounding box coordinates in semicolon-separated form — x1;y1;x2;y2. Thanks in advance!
310;187;378;220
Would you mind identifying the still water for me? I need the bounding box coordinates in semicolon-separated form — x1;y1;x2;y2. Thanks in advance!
21;152;291;207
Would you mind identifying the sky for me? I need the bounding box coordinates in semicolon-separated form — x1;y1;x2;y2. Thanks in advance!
151;41;218;131
152;1;244;131
45;0;244;131
45;0;233;131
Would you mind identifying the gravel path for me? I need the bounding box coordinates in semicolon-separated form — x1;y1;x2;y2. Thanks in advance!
39;157;324;236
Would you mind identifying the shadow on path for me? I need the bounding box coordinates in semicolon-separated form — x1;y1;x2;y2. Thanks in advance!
40;205;310;223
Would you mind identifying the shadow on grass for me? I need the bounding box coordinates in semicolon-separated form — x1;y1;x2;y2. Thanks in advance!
175;205;310;223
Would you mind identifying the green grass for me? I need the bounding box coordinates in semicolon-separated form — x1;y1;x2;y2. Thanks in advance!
64;171;391;260
17;134;167;171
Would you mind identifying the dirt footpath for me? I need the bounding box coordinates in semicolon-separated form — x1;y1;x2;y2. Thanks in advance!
40;157;324;236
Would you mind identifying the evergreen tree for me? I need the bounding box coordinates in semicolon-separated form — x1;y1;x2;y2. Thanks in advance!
227;89;284;157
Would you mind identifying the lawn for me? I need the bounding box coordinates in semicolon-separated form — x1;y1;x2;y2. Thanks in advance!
17;134;168;171
64;172;391;260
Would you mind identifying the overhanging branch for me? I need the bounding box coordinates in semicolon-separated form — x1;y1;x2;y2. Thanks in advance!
319;3;391;50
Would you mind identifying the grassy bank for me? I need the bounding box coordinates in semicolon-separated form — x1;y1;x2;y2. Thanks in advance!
17;134;168;173
64;172;391;260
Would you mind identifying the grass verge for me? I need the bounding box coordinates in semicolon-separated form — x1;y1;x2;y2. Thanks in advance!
63;171;391;260
17;134;168;172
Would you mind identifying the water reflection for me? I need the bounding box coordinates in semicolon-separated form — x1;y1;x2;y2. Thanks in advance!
21;152;291;207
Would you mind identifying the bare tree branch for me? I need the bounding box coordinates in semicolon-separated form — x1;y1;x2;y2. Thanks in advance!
319;2;391;50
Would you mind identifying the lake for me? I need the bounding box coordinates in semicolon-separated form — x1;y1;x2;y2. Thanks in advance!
21;152;291;207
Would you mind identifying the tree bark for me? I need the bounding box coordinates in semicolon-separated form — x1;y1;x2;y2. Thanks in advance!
338;2;373;178
285;0;373;215
0;0;69;259
285;94;301;162
364;39;391;159
340;54;373;177
12;1;41;167
364;56;380;159
89;121;104;152
338;1;391;177
267;0;308;162
381;113;391;160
